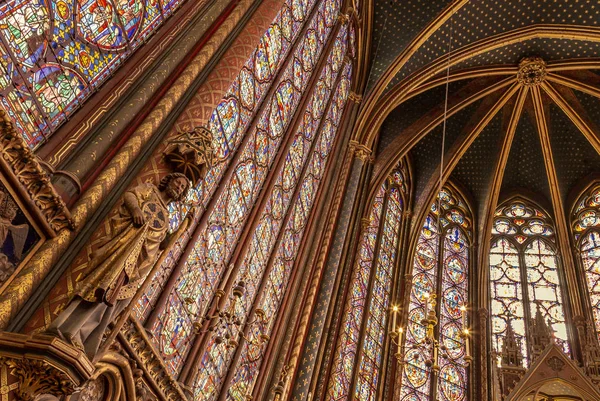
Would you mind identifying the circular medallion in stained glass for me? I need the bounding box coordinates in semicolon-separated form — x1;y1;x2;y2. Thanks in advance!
591;189;600;206
239;68;255;109
408;308;426;342
0;0;50;68
270;81;294;136
439;365;465;401
77;0;144;50
580;210;598;229
280;5;293;40
291;0;305;21
528;219;545;234
302;29;318;71
216;98;240;146
412;273;434;302
494;218;514;234
404;349;428;387
442;323;464;359
447;209;465;225
505;203;529;218
31;64;86;121
443;288;464;319
445;257;466;284
416;243;436;270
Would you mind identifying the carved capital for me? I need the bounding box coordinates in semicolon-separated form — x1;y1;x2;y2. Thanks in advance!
348;140;372;162
0;111;74;235
337;13;349;24
348;92;362;104
164;127;214;185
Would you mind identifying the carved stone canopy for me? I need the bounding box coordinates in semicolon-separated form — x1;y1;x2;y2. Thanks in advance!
0;111;74;236
163;127;214;185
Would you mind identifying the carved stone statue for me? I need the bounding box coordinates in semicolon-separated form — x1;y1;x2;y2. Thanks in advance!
48;173;190;357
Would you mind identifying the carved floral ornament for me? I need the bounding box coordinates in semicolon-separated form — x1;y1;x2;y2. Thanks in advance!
0;111;74;236
517;56;547;87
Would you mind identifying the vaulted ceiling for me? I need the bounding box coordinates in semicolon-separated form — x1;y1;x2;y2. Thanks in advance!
362;0;600;252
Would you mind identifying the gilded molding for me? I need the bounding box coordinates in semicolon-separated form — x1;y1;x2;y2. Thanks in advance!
348;92;362;104
0;111;74;235
0;0;254;329
120;318;186;401
348;140;372;162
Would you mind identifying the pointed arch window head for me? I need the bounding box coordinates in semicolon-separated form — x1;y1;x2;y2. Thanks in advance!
399;185;471;401
573;184;600;343
326;159;410;401
490;199;569;368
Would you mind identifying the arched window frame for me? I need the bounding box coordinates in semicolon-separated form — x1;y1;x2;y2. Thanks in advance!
489;196;572;367
397;183;473;401
325;158;411;401
571;183;600;346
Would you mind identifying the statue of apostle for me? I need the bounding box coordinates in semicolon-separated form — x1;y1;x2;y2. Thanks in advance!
48;173;191;357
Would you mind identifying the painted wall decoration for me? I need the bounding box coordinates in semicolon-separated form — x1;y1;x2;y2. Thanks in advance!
0;0;190;149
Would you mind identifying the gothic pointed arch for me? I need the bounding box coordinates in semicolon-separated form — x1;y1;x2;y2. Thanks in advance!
326;158;410;401
397;182;472;401
489;196;571;371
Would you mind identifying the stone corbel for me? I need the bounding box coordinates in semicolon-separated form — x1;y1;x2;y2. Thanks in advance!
0;111;74;236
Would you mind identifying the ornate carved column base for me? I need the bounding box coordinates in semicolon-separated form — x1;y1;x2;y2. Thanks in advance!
0;332;94;401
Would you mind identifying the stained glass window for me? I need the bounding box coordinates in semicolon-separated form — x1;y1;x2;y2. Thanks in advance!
573;185;600;342
325;160;410;401
0;0;197;149
192;22;351;401
146;0;344;379
399;186;471;401
135;0;323;326
490;199;569;367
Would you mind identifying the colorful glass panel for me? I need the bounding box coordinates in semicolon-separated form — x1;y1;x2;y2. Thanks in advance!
574;185;600;342
225;62;352;401
325;161;409;401
355;187;403;401
490;199;570;366
399;187;471;401
136;0;322;325
192;23;348;400
150;0;341;379
0;0;199;148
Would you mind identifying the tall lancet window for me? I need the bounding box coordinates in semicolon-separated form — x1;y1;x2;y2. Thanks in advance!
399;186;471;401
489;199;569;368
573;185;600;341
325;160;410;401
